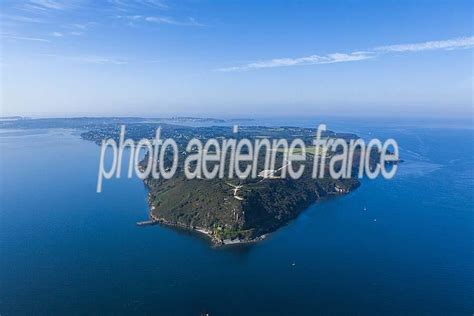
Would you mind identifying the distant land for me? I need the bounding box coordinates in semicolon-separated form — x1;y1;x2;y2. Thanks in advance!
0;117;379;245
0;116;253;126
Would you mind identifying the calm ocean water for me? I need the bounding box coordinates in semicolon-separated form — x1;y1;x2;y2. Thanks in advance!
0;119;473;315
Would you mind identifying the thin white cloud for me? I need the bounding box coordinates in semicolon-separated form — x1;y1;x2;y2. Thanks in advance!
1;34;51;42
217;36;474;72
375;36;474;52
218;52;374;72
23;0;81;11
30;0;67;10
117;15;203;26
68;23;90;30
108;0;168;11
59;23;94;36
145;16;203;26
51;31;63;37
47;55;128;65
0;14;46;23
131;0;168;10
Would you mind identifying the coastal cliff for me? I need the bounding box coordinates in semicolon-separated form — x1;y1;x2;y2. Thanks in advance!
144;173;360;245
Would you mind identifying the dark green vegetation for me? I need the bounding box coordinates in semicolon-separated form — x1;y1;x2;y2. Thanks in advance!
146;174;360;244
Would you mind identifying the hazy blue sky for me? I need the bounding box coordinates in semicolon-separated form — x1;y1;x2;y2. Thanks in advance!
1;0;473;117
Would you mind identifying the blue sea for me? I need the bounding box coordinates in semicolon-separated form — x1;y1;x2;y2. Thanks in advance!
0;118;473;315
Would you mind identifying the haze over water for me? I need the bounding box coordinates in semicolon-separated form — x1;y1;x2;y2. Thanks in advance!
0;118;473;315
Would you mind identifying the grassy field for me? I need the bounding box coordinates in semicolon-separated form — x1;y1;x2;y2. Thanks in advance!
276;145;324;156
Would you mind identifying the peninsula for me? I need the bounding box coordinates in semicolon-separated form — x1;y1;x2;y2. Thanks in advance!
0;117;378;245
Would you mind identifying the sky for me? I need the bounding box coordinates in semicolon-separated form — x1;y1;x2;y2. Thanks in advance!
0;0;473;118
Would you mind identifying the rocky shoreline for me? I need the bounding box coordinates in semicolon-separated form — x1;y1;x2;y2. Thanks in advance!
141;177;359;246
143;192;267;246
